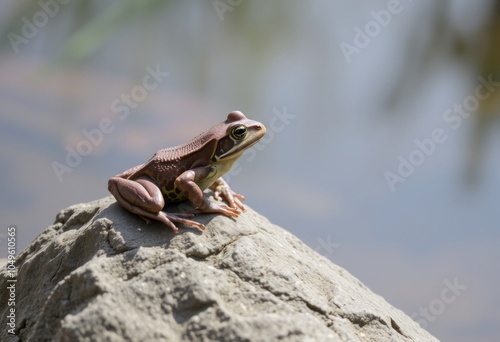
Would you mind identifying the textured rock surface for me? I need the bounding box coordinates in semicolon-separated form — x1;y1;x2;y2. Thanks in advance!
0;196;439;341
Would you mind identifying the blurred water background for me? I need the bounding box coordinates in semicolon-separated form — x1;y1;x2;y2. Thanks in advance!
1;1;499;341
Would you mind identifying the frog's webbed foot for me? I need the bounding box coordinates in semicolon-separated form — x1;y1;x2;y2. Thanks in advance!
189;202;241;219
139;212;203;232
121;201;205;233
209;178;246;212
161;212;206;232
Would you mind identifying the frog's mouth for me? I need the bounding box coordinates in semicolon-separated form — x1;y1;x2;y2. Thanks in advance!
220;138;261;159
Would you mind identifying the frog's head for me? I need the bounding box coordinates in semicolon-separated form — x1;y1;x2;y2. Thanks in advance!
212;111;266;161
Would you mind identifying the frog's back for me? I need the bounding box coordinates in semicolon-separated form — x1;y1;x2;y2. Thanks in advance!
157;131;213;161
128;133;217;202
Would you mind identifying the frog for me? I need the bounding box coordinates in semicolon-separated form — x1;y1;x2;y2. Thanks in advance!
108;111;266;232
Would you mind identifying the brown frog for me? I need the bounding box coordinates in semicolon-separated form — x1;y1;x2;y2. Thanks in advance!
108;111;266;232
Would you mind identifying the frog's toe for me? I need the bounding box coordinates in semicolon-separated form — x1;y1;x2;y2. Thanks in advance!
213;190;222;201
217;191;246;212
231;198;246;212
210;203;241;218
156;212;179;233
166;214;206;231
234;193;245;201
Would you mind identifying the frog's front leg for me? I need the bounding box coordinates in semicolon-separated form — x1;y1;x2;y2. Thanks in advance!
175;167;242;218
209;178;246;212
108;176;205;232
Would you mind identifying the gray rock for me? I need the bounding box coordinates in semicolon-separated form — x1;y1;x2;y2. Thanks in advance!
0;196;439;341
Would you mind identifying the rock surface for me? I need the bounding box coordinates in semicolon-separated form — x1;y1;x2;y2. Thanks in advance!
1;196;439;342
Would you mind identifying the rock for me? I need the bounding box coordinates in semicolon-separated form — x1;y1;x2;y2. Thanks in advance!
0;196;439;342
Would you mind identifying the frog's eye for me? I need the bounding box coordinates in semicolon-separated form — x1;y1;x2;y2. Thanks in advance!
231;125;247;140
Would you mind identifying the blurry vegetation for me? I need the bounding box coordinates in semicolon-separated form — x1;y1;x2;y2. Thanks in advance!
61;0;172;62
386;0;500;183
1;0;171;62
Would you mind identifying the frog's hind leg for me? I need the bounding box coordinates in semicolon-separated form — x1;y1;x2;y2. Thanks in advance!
108;176;205;232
